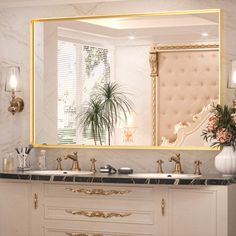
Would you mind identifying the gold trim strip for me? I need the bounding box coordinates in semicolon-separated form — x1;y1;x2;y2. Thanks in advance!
30;21;35;145
31;9;221;22
66;188;131;196
66;210;132;218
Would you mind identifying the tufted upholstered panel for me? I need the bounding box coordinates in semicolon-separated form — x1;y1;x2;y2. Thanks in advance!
157;50;219;144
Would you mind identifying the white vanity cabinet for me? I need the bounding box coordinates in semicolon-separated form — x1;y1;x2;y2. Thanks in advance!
31;183;165;236
0;181;31;236
31;183;236;236
167;186;228;236
0;181;236;236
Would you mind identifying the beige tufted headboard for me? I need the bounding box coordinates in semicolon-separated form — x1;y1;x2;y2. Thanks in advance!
150;44;219;145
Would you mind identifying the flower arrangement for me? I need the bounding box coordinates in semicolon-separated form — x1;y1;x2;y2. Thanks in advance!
202;104;236;149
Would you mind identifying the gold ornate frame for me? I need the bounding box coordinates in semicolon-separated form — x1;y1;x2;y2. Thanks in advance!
30;8;222;150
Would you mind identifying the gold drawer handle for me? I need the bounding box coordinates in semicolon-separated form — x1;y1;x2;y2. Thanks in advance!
66;233;103;236
66;188;131;196
66;210;132;218
34;193;38;210
161;198;165;216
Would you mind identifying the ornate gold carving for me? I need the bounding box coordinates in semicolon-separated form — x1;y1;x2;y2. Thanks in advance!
149;49;159;146
149;51;158;77
66;188;131;196
66;210;132;218
66;233;103;236
152;43;219;52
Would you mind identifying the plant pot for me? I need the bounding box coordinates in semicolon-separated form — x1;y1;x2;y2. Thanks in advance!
215;146;236;177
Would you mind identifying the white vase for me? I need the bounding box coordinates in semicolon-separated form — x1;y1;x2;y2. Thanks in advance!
215;146;236;176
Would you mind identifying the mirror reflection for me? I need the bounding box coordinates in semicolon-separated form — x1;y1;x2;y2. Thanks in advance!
33;10;220;147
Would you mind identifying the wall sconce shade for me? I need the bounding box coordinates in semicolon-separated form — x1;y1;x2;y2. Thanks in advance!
4;66;24;115
5;66;22;92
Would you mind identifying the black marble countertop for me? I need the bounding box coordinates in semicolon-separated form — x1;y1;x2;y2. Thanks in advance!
0;170;235;186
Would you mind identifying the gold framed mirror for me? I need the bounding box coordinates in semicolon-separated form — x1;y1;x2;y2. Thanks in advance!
30;9;222;149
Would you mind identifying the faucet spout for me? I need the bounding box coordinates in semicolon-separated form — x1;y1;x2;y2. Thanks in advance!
65;152;81;171
169;154;183;174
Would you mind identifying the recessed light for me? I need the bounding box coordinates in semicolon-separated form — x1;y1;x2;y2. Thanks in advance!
201;33;208;37
129;36;135;40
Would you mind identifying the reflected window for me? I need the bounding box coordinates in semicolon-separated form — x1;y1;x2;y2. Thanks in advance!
57;40;112;144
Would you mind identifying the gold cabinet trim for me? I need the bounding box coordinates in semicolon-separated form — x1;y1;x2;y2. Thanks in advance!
65;187;131;196
65;210;132;218
66;233;103;236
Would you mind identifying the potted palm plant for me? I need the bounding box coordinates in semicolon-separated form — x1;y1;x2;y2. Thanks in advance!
79;82;134;145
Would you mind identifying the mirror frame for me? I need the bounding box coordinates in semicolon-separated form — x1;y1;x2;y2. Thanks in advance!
30;8;223;150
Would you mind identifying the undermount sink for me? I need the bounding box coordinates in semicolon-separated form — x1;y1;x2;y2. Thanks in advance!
25;170;93;176
128;173;201;179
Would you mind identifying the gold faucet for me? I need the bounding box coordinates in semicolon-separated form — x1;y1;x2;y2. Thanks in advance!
156;160;164;173
194;160;202;175
169;153;183;174
65;152;81;171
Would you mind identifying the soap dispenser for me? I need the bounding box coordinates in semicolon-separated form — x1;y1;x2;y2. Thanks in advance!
38;150;47;170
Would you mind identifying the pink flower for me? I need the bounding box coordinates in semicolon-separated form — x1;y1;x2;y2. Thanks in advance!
231;113;236;124
207;115;218;131
216;128;232;143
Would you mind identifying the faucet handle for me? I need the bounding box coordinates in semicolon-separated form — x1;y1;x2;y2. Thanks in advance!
90;158;97;174
194;160;202;175
156;160;164;173
56;157;62;170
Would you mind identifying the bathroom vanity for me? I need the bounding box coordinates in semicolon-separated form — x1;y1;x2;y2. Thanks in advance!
0;172;235;236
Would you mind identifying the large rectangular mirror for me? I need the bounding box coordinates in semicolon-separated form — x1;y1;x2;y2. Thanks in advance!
31;9;222;149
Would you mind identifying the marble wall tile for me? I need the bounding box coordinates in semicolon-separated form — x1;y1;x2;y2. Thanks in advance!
0;0;235;174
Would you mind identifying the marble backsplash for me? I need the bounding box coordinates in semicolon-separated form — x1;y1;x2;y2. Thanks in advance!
1;0;236;174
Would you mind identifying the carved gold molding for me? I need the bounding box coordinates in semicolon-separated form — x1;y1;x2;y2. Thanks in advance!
65;188;131;195
66;210;132;218
151;42;219;52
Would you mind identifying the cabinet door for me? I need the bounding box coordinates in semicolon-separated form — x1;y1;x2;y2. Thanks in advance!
0;182;30;236
168;187;217;236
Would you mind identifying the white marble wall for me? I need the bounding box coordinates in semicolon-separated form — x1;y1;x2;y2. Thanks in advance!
1;0;236;174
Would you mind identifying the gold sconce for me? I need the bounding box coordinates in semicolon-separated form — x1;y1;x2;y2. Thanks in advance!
228;60;236;108
5;66;24;115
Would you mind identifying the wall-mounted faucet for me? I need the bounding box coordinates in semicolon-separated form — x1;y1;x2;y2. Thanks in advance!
169;153;183;174
65;152;81;171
